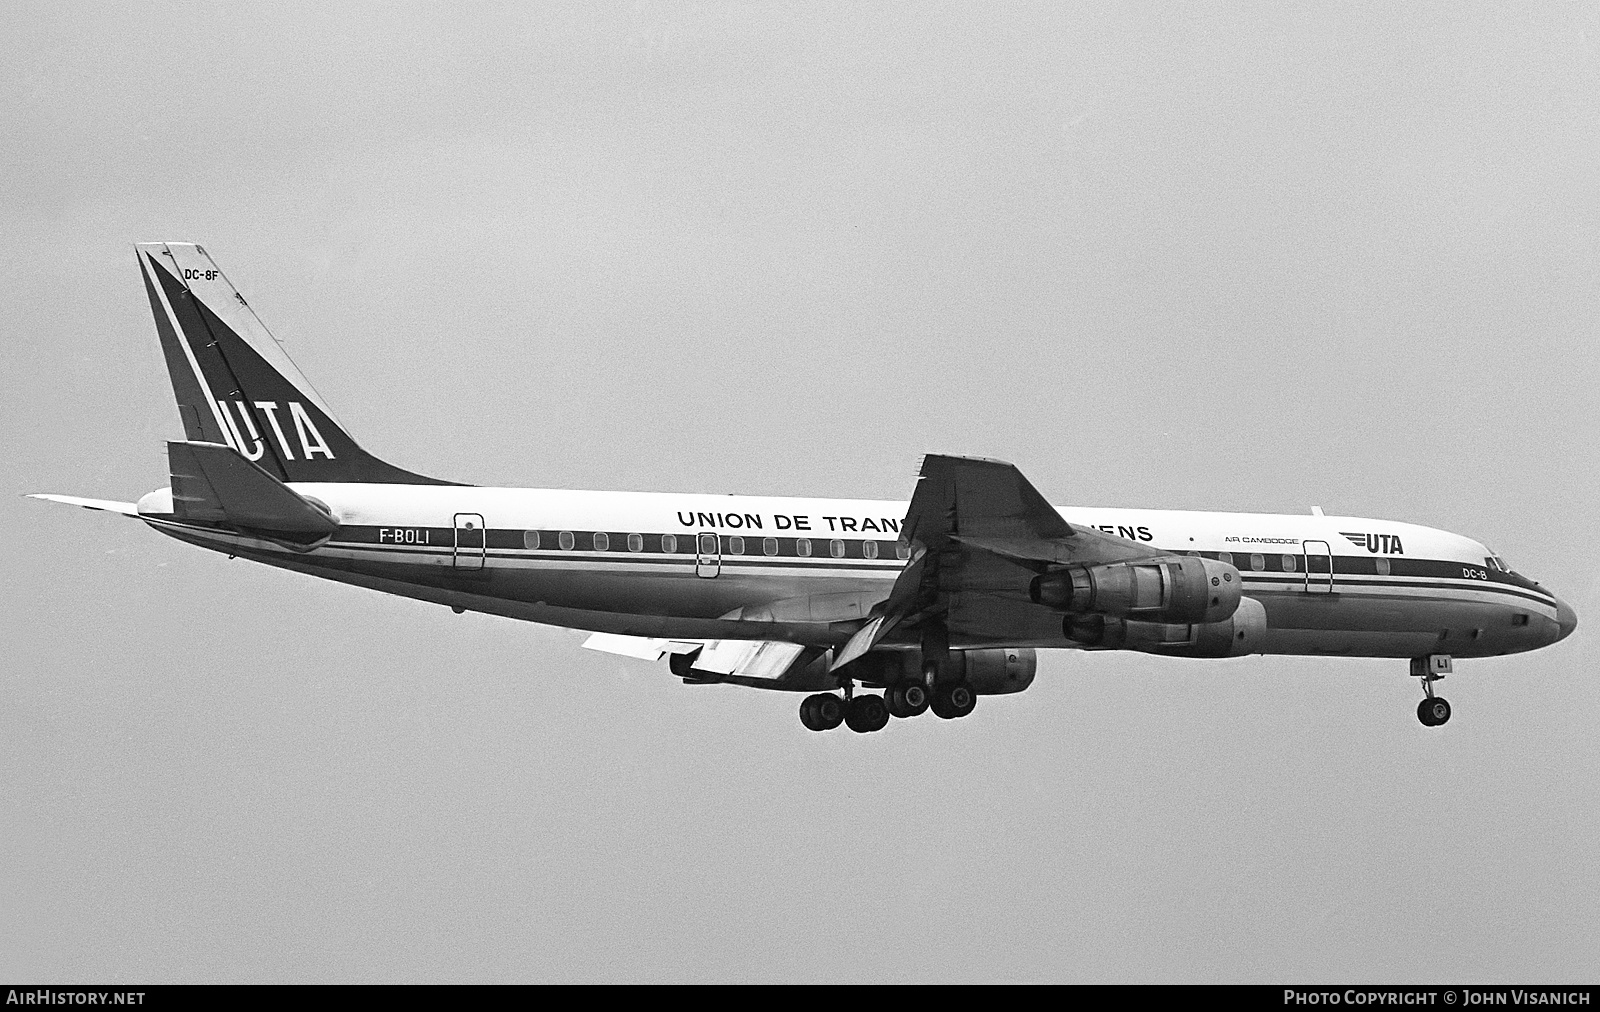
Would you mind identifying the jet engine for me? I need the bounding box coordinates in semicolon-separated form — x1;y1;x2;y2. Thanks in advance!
1030;555;1241;625
1063;595;1267;658
839;647;1036;695
956;648;1037;695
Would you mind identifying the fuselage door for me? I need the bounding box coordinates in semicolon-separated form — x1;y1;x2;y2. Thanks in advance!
454;513;486;570
696;531;720;578
1302;539;1333;593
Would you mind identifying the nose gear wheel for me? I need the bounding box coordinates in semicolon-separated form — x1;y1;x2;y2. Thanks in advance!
1417;697;1451;727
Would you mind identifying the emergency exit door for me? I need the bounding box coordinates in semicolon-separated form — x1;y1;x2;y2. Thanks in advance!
454;513;486;570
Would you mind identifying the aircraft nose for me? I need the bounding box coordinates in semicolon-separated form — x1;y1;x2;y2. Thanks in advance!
1555;597;1577;642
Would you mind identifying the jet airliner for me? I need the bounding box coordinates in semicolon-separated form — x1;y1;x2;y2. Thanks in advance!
31;244;1577;732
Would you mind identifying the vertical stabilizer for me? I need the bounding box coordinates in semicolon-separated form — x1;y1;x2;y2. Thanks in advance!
135;243;454;485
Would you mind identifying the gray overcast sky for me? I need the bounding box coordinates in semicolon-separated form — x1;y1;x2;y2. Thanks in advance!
3;2;1598;983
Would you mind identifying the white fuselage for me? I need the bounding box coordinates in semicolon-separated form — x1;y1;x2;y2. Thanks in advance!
137;482;1569;664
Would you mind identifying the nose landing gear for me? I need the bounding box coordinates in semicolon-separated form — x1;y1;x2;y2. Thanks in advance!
1411;654;1452;727
1417;696;1452;727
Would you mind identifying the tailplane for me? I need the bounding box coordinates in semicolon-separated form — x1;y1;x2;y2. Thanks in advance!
165;440;339;544
135;243;454;485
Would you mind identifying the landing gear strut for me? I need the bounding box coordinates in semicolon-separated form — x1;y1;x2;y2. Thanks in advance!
1411;654;1452;727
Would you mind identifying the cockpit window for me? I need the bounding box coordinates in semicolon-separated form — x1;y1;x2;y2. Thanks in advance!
1484;556;1511;573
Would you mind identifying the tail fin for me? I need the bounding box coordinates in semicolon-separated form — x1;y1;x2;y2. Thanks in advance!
135;242;454;485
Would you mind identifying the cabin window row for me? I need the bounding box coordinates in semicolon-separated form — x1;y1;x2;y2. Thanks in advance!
519;530;910;560
1187;550;1392;576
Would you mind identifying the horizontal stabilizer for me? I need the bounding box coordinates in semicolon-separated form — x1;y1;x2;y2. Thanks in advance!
168;441;338;538
27;494;138;515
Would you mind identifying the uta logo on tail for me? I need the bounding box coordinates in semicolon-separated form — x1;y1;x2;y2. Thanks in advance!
215;400;334;461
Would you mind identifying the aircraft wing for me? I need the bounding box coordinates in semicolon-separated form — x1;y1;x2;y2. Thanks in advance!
836;454;1165;665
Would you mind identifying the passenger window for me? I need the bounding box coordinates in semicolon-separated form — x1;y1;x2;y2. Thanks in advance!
1376;557;1391;576
830;539;845;558
627;533;643;553
558;531;575;551
661;533;677;553
763;537;778;556
896;540;911;560
729;536;744;555
594;532;609;551
1218;551;1233;566
863;541;878;559
523;530;540;550
698;533;718;556
796;538;811;557
1250;553;1265;572
1282;554;1297;572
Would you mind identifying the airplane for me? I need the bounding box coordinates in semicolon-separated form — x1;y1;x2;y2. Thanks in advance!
30;243;1577;733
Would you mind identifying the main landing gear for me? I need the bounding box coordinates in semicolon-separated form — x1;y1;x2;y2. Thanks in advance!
930;682;977;720
1411;654;1453;727
844;694;890;733
799;693;845;731
799;680;975;733
886;680;930;718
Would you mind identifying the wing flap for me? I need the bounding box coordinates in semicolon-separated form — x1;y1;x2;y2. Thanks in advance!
584;633;822;684
582;633;678;660
692;639;808;679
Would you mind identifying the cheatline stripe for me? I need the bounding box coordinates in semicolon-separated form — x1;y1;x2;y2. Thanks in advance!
324;540;904;572
151;518;1557;607
321;539;1553;604
1241;574;1554;608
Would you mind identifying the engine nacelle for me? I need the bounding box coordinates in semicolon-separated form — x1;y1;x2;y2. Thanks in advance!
1063;595;1267;658
838;647;1037;695
957;647;1037;695
838;646;1036;694
1030;555;1241;625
